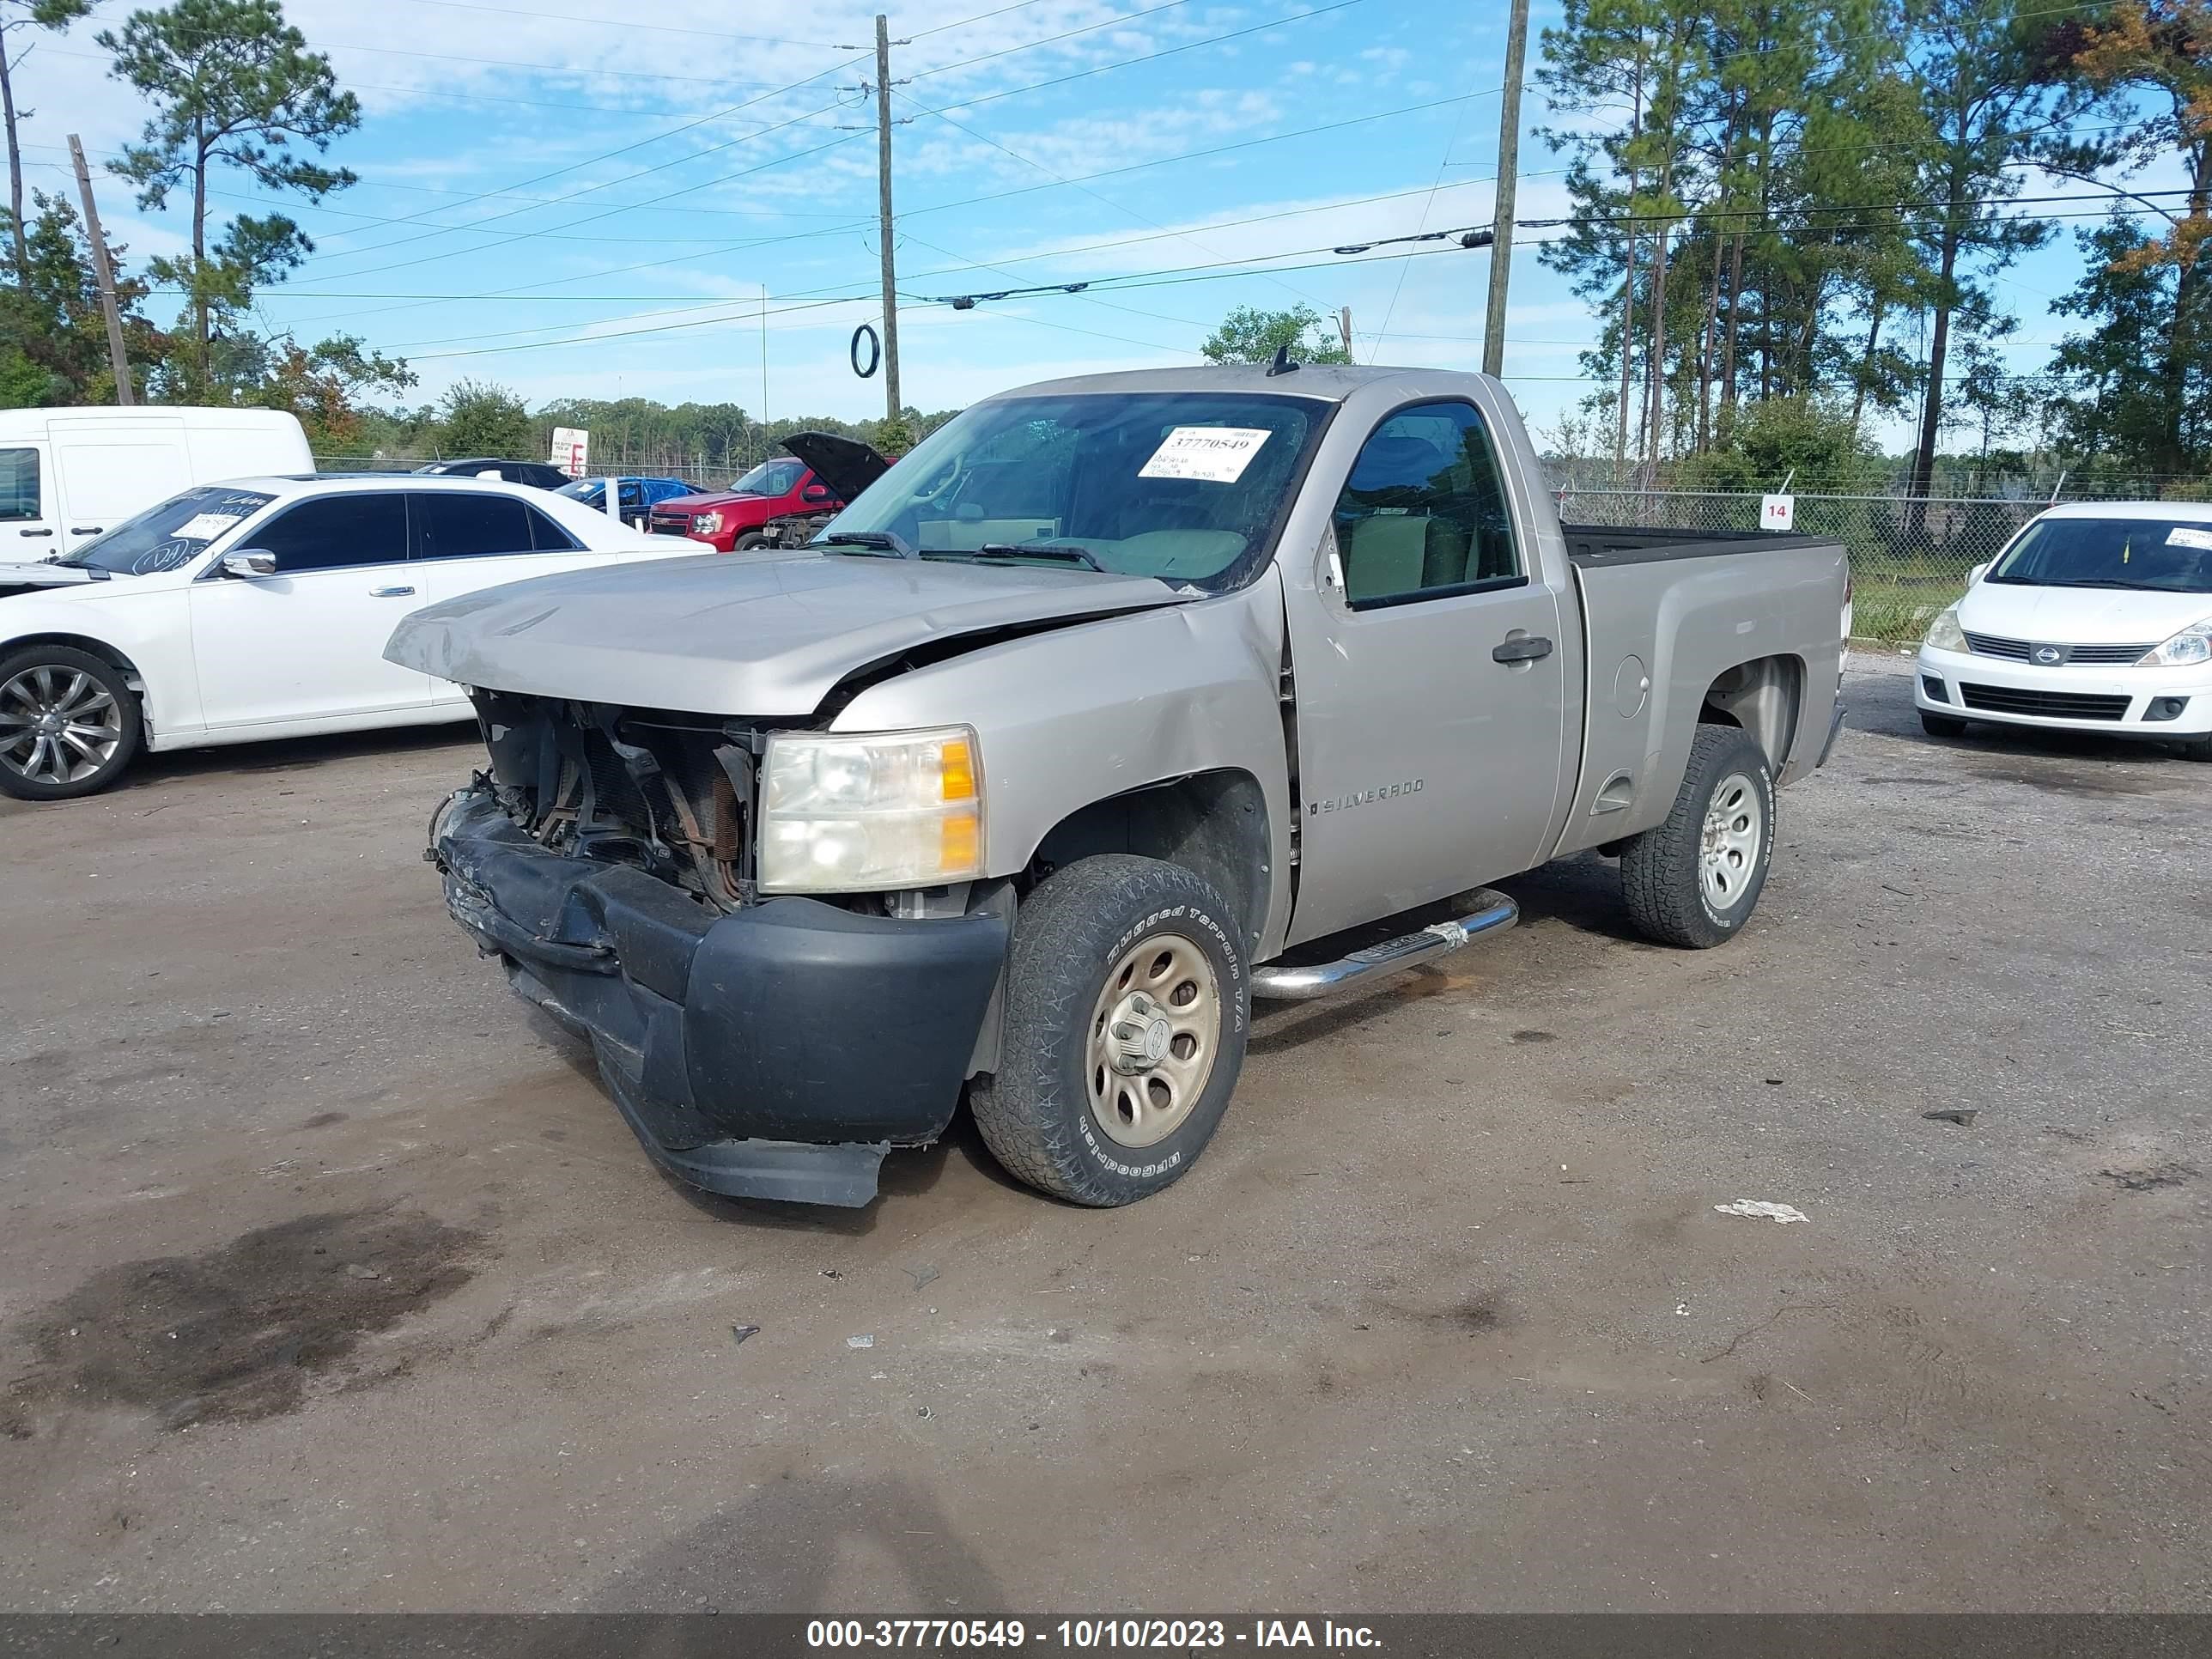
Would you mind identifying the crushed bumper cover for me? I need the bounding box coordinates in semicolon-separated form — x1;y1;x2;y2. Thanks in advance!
433;787;1007;1206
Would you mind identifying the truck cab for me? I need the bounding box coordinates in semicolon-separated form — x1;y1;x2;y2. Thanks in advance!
392;366;1847;1211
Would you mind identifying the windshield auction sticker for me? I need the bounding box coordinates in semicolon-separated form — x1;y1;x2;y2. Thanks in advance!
172;512;246;542
2166;526;2212;549
1139;426;1273;483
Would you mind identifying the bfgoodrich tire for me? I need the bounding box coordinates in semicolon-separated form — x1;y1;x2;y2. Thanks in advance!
970;854;1249;1206
1619;725;1776;949
0;644;142;801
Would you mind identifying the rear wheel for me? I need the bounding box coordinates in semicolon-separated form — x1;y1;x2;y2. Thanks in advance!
0;645;141;801
1619;725;1776;949
1921;711;1969;738
970;854;1249;1206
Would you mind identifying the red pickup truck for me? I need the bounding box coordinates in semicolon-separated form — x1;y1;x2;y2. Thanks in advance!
647;434;888;552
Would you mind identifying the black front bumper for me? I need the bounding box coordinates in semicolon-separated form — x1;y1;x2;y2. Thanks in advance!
433;788;1007;1206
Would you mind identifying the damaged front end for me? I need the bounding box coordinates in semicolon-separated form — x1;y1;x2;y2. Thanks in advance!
430;693;1008;1206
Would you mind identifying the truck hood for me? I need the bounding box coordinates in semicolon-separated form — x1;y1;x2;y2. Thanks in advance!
384;550;1198;715
779;431;890;501
1957;579;2212;645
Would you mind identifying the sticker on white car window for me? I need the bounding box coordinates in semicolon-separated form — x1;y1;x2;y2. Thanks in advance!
1138;426;1272;483
2166;526;2212;550
173;511;245;542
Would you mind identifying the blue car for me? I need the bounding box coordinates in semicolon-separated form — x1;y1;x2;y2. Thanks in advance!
555;475;695;530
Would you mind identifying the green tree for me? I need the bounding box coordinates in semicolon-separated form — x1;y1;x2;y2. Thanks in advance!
0;0;91;288
1200;305;1352;366
1898;0;2094;521
2047;212;2212;472
435;379;533;459
0;189;161;403
100;0;359;398
2053;0;2212;477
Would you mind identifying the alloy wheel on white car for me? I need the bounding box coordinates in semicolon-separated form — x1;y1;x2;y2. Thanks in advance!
0;648;142;801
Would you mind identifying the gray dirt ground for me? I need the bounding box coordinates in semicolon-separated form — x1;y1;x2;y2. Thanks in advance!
0;653;2204;1613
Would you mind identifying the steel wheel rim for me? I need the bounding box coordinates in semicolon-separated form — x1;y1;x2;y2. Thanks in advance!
0;665;122;787
1698;770;1763;911
1085;931;1221;1149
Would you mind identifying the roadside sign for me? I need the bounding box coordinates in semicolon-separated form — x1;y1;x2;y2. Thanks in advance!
1760;493;1796;532
550;426;589;478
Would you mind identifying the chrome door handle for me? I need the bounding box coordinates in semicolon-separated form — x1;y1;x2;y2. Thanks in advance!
18;527;52;537
370;584;416;598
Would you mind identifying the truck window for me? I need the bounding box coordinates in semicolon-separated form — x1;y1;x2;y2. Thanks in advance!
0;447;39;520
1333;401;1521;608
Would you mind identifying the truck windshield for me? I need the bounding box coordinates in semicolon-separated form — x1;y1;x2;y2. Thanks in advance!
730;459;805;497
1989;517;2212;593
821;392;1325;585
59;485;276;576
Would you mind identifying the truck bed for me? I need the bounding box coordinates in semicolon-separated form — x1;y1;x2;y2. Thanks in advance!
1561;522;1841;569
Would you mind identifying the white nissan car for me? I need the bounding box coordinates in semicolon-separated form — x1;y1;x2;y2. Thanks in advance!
0;473;678;800
1916;501;2212;761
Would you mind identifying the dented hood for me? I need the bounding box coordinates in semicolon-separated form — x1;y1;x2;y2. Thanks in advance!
385;549;1195;715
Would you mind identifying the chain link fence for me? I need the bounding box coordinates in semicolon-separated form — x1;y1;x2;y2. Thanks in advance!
1553;486;2053;646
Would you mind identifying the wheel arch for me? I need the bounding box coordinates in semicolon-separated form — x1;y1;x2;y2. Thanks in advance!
1;631;154;738
1698;653;1805;770
1024;769;1273;960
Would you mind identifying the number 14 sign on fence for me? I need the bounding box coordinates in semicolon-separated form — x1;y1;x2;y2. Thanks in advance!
1760;493;1796;532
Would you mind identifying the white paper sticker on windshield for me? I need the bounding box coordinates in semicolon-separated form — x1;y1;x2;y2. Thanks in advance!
173;511;245;542
2166;526;2212;550
1139;426;1272;483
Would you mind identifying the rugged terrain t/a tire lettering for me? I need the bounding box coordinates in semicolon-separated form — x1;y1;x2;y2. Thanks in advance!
1619;724;1777;950
970;854;1249;1206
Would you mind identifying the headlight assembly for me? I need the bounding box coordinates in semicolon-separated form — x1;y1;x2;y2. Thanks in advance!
1923;605;1967;653
692;511;724;536
758;726;984;893
2140;617;2212;667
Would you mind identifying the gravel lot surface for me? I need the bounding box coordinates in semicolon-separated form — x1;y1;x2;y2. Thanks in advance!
1;653;2204;1612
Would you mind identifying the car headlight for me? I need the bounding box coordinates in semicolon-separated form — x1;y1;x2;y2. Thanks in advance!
691;511;723;536
2140;617;2212;667
758;726;984;894
1923;605;1967;653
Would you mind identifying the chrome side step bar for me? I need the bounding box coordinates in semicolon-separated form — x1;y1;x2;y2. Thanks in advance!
1251;889;1519;1002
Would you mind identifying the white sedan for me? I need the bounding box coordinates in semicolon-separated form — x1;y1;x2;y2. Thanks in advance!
0;474;682;799
1916;501;2212;761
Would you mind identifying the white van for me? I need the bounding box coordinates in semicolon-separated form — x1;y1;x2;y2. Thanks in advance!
0;407;313;558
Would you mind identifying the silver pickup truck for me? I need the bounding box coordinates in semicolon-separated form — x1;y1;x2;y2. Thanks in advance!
390;366;1848;1208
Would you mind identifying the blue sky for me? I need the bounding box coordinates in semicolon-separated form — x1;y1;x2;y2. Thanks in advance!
9;0;2180;449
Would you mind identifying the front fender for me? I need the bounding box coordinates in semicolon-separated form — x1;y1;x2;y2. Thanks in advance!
0;597;193;742
829;572;1295;958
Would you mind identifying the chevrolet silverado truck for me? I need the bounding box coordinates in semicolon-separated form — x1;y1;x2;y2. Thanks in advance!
389;366;1849;1209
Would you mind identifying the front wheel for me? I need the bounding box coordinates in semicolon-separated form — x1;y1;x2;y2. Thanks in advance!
0;645;142;801
731;532;767;553
1921;711;1969;738
1619;725;1776;949
970;854;1249;1206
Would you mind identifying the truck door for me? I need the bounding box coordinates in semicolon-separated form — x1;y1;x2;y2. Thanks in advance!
50;423;192;552
1282;398;1570;943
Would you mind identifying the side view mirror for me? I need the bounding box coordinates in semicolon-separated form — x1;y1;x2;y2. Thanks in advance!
1966;562;1990;586
222;550;277;578
802;483;831;502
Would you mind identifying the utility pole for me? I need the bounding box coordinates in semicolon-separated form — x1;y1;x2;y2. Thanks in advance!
1480;0;1530;380
872;14;902;424
1336;306;1353;360
68;134;134;406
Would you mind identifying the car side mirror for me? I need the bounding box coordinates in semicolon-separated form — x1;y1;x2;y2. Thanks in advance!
802;483;830;502
1966;562;1990;586
222;550;277;578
